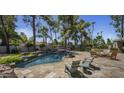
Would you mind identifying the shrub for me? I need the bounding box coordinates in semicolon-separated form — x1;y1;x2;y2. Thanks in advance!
26;42;34;47
27;53;33;56
11;48;19;54
0;55;23;64
111;48;118;51
52;45;57;48
39;43;46;48
53;39;58;45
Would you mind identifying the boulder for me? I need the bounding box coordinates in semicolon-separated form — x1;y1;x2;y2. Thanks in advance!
0;64;17;78
9;63;16;68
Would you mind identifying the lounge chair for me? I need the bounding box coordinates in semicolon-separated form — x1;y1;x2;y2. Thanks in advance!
65;61;80;73
79;57;94;70
65;57;94;73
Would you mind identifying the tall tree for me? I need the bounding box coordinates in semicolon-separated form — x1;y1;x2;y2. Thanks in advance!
91;22;95;46
58;15;79;47
32;15;36;50
37;26;49;44
93;31;106;49
78;19;91;47
20;32;28;43
107;38;113;46
0;15;10;53
53;21;58;40
0;15;16;53
111;15;124;38
40;16;55;43
23;15;37;51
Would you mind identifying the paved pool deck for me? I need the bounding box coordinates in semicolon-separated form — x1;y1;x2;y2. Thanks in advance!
14;51;124;78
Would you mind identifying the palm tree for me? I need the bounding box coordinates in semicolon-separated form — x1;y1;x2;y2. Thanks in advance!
78;20;91;48
91;22;95;46
71;29;79;46
32;15;36;51
42;26;49;44
53;21;58;40
37;26;49;44
40;16;55;43
121;16;124;38
111;15;124;38
23;15;37;51
58;15;79;48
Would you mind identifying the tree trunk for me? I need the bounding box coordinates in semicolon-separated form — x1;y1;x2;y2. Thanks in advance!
55;32;57;40
45;36;47;44
49;27;53;43
43;37;45;43
74;39;78;49
81;34;83;46
43;37;44;43
121;15;124;38
91;22;95;47
0;15;10;53
64;38;67;48
1;36;6;45
32;15;36;51
67;38;69;45
27;47;29;52
74;40;77;46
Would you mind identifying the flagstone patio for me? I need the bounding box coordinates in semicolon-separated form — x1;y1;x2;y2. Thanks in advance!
14;51;124;78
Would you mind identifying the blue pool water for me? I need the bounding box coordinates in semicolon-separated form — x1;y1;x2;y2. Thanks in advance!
16;52;65;68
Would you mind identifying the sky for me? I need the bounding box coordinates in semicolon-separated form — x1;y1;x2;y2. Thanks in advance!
80;15;117;40
15;15;118;42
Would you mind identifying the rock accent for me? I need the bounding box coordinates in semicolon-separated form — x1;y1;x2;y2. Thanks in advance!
9;63;16;68
0;64;17;78
65;54;75;58
20;55;36;61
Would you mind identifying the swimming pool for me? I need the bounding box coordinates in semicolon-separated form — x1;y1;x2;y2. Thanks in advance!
16;52;66;68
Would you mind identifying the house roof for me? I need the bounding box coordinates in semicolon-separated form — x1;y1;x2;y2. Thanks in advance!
114;38;124;42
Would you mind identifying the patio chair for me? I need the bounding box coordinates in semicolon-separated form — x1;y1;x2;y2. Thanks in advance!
65;61;86;78
90;49;97;57
79;57;94;70
110;48;118;60
65;61;80;73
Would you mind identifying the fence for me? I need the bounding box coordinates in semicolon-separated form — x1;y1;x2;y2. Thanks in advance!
0;46;36;53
